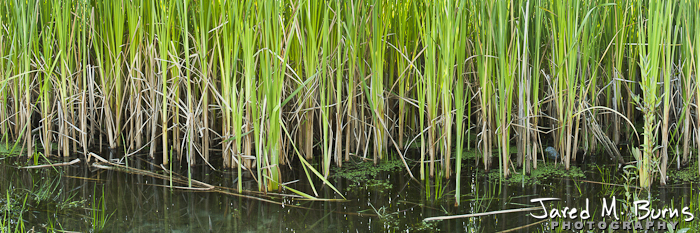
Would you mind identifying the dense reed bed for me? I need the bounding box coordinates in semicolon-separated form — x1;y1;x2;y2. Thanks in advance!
1;0;699;199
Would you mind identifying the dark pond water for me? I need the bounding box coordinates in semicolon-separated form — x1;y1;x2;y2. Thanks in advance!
0;150;698;232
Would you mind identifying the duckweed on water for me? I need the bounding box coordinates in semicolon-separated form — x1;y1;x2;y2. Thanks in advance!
332;157;402;182
364;204;440;232
461;150;482;161
485;164;586;185
668;161;700;183
460;149;516;162
332;157;402;192
347;180;393;193
0;143;25;157
0;143;60;158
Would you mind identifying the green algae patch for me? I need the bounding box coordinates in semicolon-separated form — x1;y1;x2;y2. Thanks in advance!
485;163;586;185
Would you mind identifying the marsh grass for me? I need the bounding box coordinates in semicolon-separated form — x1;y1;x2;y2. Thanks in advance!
0;0;699;195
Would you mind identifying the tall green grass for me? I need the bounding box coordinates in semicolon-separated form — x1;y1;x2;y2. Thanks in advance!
94;0;126;151
126;0;144;151
0;3;10;145
369;0;388;164
194;0;212;162
437;0;464;179
154;0;174;165
333;0;344;168
417;0;439;178
679;0;695;168
636;0;675;188
11;0;38;158
37;0;55;158
494;0;516;179
474;0;495;173
691;1;700;174
453;0;468;204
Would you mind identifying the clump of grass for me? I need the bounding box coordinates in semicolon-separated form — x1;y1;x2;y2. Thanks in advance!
365;204;401;231
0;190;28;232
0;175;88;232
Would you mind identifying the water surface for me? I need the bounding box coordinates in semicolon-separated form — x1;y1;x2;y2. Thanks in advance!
0;151;697;232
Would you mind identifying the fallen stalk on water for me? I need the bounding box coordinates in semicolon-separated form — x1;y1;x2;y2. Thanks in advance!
90;152;344;203
89;152;214;189
496;219;549;233
91;163;214;190
423;206;542;222
557;178;643;190
21;158;80;169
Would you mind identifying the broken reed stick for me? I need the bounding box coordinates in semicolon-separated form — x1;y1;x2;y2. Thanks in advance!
423;206;542;222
